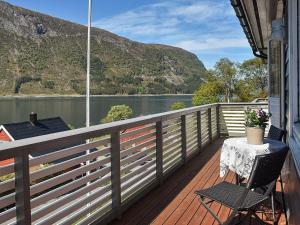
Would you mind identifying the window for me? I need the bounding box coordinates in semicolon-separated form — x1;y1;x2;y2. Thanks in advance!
269;40;282;98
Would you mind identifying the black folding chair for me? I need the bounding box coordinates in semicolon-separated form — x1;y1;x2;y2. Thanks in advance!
267;125;285;141
267;125;287;223
195;147;289;225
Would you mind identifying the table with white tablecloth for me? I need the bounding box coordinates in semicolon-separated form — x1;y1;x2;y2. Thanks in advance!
220;137;287;179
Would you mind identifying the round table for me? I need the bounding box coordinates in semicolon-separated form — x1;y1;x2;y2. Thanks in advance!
220;137;287;179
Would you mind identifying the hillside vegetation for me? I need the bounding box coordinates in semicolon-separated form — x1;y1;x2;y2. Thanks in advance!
0;1;206;95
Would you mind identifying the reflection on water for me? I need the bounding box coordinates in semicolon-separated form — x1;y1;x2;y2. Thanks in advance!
0;96;192;128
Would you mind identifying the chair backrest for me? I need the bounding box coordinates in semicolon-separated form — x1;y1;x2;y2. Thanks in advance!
267;125;284;141
247;146;289;190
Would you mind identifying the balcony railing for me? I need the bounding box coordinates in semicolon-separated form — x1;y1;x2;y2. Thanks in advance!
0;102;268;225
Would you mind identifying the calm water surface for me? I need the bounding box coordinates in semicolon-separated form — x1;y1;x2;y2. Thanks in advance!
0;96;192;128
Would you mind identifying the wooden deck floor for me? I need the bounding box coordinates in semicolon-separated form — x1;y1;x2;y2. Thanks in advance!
109;139;286;225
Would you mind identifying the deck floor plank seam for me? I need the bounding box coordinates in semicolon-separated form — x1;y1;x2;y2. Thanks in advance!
122;139;223;225
198;171;236;225
108;139;285;225
174;170;221;225
163;152;221;225
155;149;221;224
186;166;234;225
128;139;223;225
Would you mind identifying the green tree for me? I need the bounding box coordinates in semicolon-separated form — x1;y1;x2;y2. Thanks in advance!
192;74;222;106
214;58;237;102
170;102;186;110
101;105;133;123
239;58;268;98
234;80;255;102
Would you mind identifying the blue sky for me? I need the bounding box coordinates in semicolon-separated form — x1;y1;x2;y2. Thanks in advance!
5;0;253;69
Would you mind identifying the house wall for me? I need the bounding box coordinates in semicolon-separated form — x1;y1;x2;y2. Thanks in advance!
283;0;300;224
0;129;11;141
0;129;13;166
285;152;300;225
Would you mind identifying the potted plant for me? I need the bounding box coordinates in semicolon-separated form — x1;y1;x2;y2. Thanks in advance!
244;108;271;145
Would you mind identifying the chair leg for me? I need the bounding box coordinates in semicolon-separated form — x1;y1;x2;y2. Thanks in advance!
235;173;240;185
223;211;237;225
252;212;269;225
271;191;277;225
198;197;223;224
279;174;288;225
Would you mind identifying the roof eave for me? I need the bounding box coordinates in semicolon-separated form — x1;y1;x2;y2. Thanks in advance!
231;0;268;59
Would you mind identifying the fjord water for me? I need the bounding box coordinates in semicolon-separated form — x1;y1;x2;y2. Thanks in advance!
0;96;192;128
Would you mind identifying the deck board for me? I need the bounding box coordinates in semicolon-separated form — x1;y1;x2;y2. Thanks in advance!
108;138;286;225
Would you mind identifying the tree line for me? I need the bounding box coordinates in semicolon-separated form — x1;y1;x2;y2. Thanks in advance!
192;57;267;106
100;57;267;123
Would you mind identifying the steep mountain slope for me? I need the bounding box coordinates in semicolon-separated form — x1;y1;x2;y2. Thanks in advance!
0;1;206;95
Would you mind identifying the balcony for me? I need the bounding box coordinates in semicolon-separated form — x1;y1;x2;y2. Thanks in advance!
0;102;284;225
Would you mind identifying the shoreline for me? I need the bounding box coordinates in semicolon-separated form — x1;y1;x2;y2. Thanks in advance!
0;94;194;99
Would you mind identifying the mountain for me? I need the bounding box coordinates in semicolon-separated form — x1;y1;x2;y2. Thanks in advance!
0;1;206;95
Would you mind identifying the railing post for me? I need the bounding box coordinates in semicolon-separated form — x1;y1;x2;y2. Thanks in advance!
208;108;212;143
111;131;122;220
216;105;220;138
156;121;163;185
181;115;187;164
196;111;202;153
15;152;31;225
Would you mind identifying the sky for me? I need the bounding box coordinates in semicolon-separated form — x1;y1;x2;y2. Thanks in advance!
5;0;253;69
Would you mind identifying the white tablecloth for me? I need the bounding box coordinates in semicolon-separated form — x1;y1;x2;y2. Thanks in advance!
220;137;286;179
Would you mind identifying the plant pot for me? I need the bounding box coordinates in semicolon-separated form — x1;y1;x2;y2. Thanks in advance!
246;127;265;145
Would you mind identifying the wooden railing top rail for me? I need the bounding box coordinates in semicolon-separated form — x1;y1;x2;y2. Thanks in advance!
0;101;268;225
0;102;268;160
0;103;218;160
218;102;268;106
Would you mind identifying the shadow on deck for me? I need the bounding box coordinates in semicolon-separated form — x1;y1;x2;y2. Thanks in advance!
108;138;286;225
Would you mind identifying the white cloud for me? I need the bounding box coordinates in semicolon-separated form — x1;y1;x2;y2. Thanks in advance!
175;38;249;51
93;0;252;67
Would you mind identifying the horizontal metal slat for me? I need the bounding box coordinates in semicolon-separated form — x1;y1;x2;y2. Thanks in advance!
186;132;197;143
31;176;111;222
121;131;156;149
187;141;198;154
163;155;182;173
163;132;181;146
60;198;112;225
120;138;156;158
0;138;110;177
163;150;182;165
31;166;111;210
30;146;111;182
0;192;15;211
121;152;156;174
0;164;14;177
163;122;181;132
163;138;182;152
30;137;111;167
36;188;112;225
120;124;155;139
163;143;182;158
121;160;156;184
31;157;111;196
121;145;156;166
75;202;112;225
0;207;15;224
0;177;15;195
163;127;181;139
121;164;156;191
121;172;156;200
187;138;198;151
